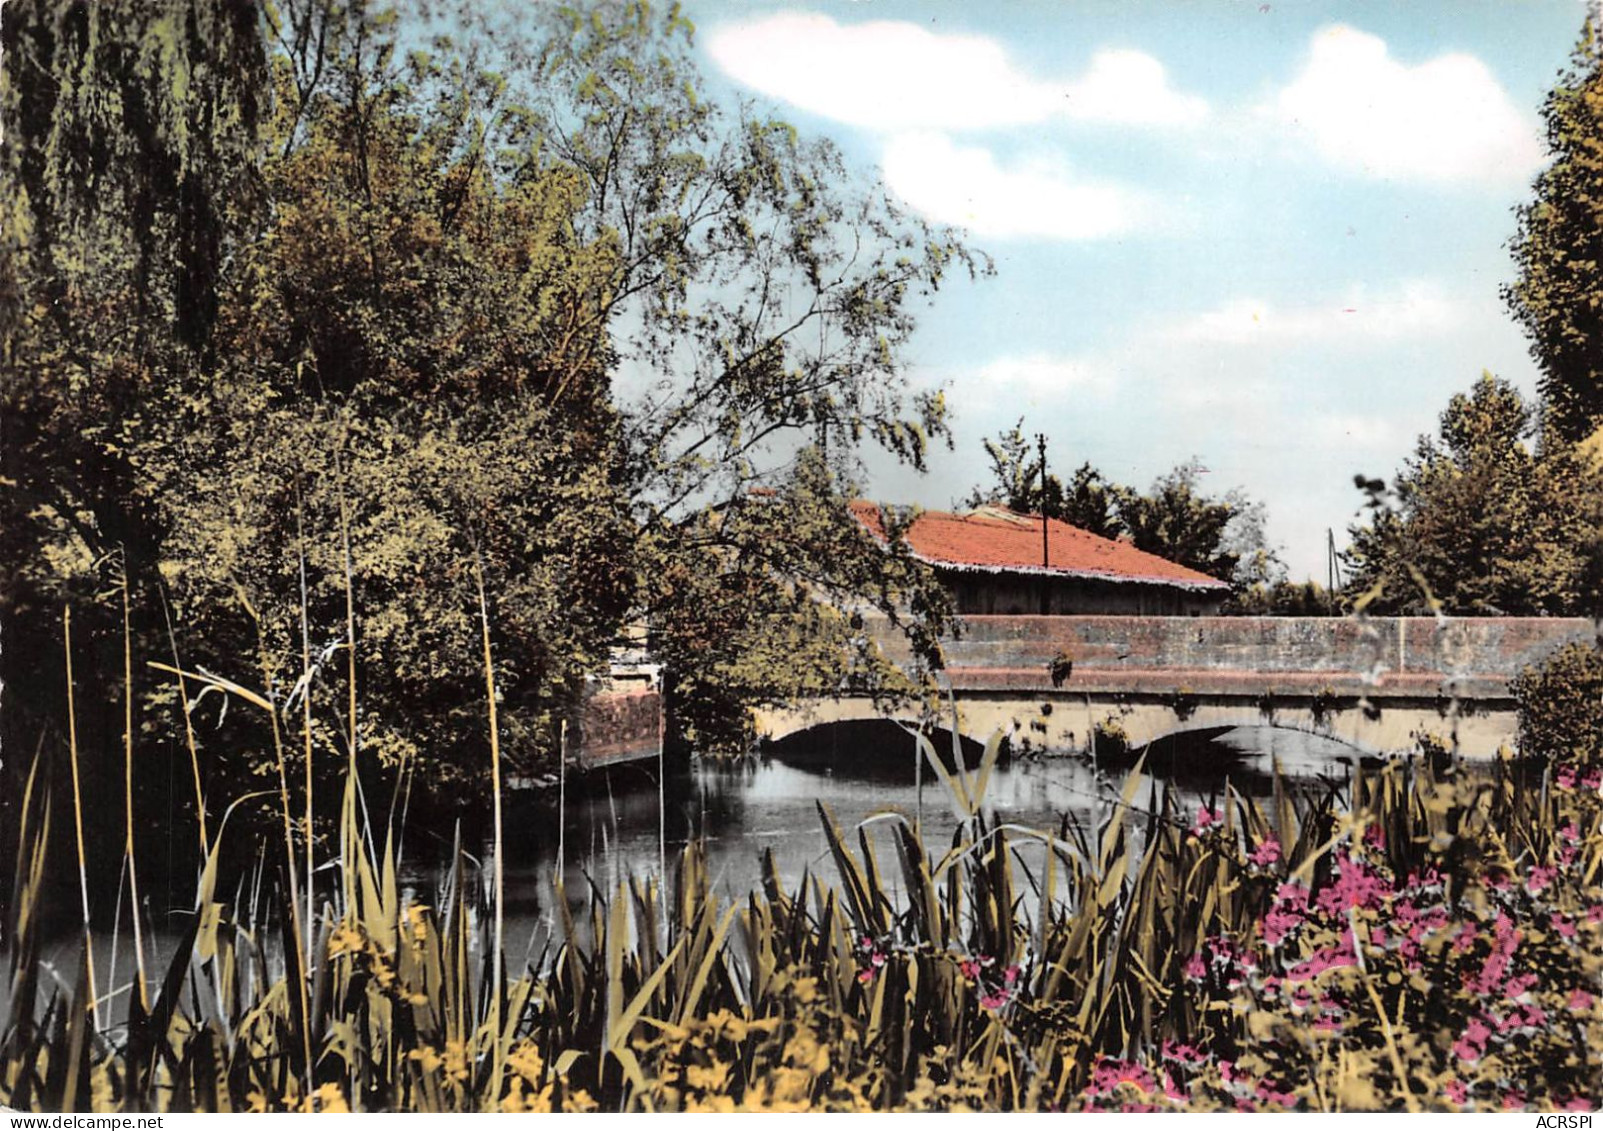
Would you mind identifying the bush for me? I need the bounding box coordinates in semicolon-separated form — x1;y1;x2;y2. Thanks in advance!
1511;642;1603;766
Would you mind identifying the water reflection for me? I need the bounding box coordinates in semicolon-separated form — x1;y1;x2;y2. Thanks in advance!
485;722;1367;958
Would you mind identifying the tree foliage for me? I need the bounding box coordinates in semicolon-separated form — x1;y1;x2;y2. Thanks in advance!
1342;374;1603;616
1512;642;1603;767
967;423;1277;587
1;0;980;840
1507;19;1603;444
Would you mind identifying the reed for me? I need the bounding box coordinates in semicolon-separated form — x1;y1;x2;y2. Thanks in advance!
4;707;1598;1113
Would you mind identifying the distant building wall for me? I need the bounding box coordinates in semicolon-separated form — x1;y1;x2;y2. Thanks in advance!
939;570;1224;617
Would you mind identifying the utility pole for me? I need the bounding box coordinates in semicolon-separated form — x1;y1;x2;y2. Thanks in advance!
1037;433;1050;567
1038;433;1051;616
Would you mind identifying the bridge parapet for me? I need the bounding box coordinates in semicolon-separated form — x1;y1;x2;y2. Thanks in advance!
758;616;1598;760
874;616;1596;696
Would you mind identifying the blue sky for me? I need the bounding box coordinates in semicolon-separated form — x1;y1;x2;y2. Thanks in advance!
682;0;1588;580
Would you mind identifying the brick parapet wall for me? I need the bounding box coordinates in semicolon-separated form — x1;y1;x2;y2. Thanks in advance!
871;615;1596;694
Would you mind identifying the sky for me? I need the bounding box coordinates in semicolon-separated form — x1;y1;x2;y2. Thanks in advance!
680;0;1590;581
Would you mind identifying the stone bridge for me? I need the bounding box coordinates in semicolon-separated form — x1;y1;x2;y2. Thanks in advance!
754;616;1598;760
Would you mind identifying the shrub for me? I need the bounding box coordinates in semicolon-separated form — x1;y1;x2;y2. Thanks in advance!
1511;642;1603;766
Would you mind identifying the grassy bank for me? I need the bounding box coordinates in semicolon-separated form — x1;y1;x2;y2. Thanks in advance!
3;728;1600;1112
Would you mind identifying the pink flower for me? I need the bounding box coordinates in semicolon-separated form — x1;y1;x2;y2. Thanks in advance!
1160;1040;1206;1067
1088;1059;1156;1097
1286;944;1356;983
1587;905;1603;925
857;968;875;985
1444;1079;1469;1106
1183;953;1208;980
1584;768;1603;790
1454;1017;1492;1063
1504;972;1539;1001
1556;915;1579;940
1249;837;1282;868
1254;1080;1297;1108
1002;964;1020;987
959;958;982;981
1528;865;1556;895
1558;766;1578;790
1315;851;1388;914
979;990;1010;1010
1192;806;1220;835
1569;989;1594;1011
1263;906;1303;947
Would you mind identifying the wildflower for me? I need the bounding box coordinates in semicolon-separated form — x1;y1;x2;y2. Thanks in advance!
959;958;983;981
1444;1079;1469;1106
1569;989;1594;1011
1504;972;1539;1001
1528;865;1556;895
1088;1058;1156;1097
1191;806;1220;836
1160;1040;1206;1067
1183;953;1208;981
1555;914;1579;940
1453;1017;1491;1063
1249;837;1282;868
1314;851;1388;914
1558;766;1578;790
978;989;1011;1010
1286;944;1356;983
1584;767;1603;790
857;968;875;985
1588;904;1603;925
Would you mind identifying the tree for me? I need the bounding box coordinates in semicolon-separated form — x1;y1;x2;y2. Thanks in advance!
3;0;984;820
1507;18;1603;444
1115;462;1245;585
493;1;984;748
965;419;1122;536
1342;374;1603;615
1;0;272;853
967;426;1278;586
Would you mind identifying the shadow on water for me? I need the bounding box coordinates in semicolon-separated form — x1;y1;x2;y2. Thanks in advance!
457;721;1369;959
762;718;996;781
66;721;1377;976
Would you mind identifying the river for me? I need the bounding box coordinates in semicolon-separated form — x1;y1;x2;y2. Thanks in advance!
487;722;1370;962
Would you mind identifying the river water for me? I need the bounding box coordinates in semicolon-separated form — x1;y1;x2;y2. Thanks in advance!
40;723;1371;993
487;722;1370;961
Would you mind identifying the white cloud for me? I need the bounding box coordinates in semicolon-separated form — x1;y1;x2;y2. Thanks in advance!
882;132;1146;240
1170;281;1466;346
706;13;1207;133
976;353;1117;399
1271;25;1543;186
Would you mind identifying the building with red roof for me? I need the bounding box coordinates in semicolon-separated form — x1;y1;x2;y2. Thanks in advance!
849;501;1231;616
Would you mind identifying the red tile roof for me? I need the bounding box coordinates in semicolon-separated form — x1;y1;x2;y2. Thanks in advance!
849;501;1231;591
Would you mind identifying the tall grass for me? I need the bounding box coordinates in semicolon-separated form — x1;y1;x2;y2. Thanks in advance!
4;695;1599;1111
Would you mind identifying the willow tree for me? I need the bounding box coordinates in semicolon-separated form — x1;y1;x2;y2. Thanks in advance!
0;0;272;855
489;1;984;746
